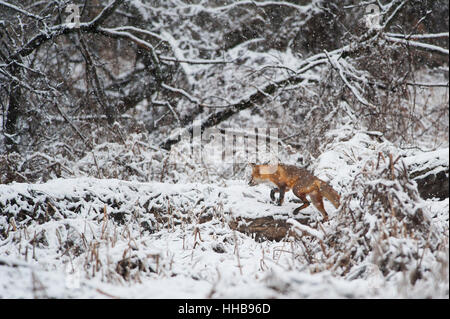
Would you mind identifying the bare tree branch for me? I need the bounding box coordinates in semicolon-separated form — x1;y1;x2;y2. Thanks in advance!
385;36;449;56
386;32;449;40
0;1;43;21
6;0;124;62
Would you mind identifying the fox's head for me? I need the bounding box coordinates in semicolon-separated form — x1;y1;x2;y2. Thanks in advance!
248;163;262;186
248;163;278;186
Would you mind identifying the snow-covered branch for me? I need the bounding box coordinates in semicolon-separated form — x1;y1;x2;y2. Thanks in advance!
7;0;125;62
152;0;320;15
161;83;201;105
324;50;374;108
89;0;125;28
205;0;319;13
381;0;408;30
406;82;449;88
385;36;449;56
0;1;43;21
98;27;161;67
386;32;450;40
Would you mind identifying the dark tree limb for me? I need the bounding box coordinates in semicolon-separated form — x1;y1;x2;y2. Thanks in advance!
1;0;124;147
6;0;125;63
159;68;323;150
78;35;116;124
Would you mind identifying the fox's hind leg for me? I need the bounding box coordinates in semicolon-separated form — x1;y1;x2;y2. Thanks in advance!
309;190;329;222
292;191;310;215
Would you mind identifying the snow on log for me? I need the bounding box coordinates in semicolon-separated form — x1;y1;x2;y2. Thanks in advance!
404;148;449;200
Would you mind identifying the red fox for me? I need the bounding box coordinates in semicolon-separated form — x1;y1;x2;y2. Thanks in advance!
248;163;340;221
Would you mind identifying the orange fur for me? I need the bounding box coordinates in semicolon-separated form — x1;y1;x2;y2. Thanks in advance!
249;163;340;221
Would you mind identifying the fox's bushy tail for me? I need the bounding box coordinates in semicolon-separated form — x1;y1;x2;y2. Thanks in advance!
319;181;340;209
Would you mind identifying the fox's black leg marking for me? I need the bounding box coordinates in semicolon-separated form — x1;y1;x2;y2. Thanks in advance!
277;187;286;206
270;186;286;206
270;188;279;202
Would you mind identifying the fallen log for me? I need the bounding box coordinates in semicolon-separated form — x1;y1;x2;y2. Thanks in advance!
404;148;449;200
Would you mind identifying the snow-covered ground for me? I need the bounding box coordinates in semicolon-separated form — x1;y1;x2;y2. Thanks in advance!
0;177;447;298
1;131;448;299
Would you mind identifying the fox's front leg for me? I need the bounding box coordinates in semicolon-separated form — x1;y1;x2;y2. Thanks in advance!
270;187;285;206
270;188;279;202
277;187;286;206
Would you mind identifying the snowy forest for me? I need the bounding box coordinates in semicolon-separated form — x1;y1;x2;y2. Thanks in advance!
0;0;448;299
